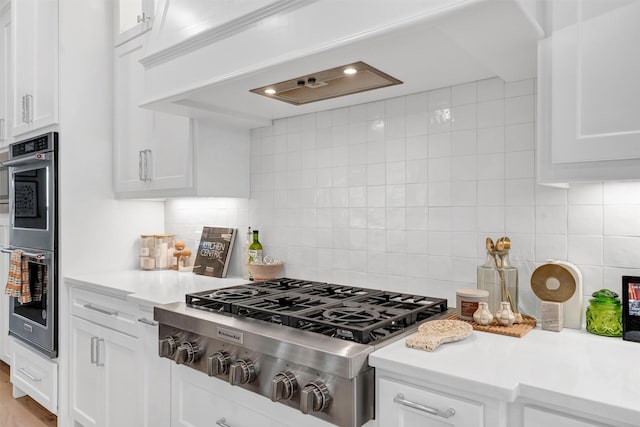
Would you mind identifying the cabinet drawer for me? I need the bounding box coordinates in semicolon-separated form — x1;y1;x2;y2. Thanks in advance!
10;337;58;414
71;287;137;337
378;378;484;426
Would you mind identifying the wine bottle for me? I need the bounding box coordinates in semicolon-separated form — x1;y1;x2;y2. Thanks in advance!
248;229;263;264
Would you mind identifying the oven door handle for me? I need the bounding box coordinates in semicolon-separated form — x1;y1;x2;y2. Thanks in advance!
0;247;49;260
1;152;52;167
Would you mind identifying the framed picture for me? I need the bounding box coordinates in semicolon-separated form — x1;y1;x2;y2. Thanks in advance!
622;276;640;342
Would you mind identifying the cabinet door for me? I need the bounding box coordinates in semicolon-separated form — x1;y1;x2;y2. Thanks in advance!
550;1;640;164
114;35;151;193
11;0;57;136
70;316;103;427
148;112;192;191
171;364;281;427
378;378;484;427
100;324;142;427
114;34;192;196
71;315;142;427
0;5;11;146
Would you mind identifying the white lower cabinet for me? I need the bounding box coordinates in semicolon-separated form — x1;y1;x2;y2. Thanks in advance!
10;337;58;414
69;286;169;427
171;364;281;427
70;316;142;427
378;378;484;427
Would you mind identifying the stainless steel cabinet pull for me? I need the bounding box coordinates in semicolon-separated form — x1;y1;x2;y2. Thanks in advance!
215;418;230;427
143;149;152;182
137;12;150;23
96;338;105;367
83;303;118;316
138;317;158;326
18;368;42;382
393;393;455;419
138;150;143;181
90;336;98;364
21;96;26;123
26;94;33;123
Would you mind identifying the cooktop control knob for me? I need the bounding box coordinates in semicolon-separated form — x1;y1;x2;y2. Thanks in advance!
271;371;298;402
229;359;256;385
174;342;200;365
300;381;331;414
158;336;178;358
207;351;231;376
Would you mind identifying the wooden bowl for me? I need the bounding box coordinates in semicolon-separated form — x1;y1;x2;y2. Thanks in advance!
247;262;284;281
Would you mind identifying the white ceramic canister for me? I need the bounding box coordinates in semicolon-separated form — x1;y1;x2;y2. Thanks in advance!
456;288;490;321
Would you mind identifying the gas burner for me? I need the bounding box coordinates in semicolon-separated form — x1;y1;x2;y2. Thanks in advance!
186;285;278;313
303;283;379;299
322;307;381;323
250;277;324;291
210;288;260;300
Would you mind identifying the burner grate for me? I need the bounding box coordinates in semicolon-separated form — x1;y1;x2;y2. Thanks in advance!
186;286;280;313
232;293;344;326
185;281;447;344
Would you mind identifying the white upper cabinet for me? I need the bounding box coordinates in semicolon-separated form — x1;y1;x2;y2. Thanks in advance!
114;34;192;195
11;0;58;137
0;3;11;146
114;34;249;199
115;0;155;46
537;0;640;183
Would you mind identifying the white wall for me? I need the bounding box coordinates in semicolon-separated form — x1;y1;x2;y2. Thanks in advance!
165;76;640;319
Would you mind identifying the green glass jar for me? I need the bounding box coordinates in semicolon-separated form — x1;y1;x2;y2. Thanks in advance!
585;289;622;337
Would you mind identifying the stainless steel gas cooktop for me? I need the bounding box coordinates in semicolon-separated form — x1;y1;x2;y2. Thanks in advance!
154;278;448;427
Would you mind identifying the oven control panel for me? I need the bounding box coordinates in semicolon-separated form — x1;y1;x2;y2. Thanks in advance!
10;132;57;159
157;324;374;426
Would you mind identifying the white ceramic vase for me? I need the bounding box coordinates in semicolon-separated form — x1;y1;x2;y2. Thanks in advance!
495;301;515;326
473;302;494;325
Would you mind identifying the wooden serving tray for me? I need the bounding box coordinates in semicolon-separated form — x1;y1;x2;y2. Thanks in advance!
447;314;537;338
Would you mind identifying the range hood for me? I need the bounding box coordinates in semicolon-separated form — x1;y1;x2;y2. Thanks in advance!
140;0;544;128
250;61;403;105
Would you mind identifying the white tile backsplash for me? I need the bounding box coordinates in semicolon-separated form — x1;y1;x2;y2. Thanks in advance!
165;76;640;320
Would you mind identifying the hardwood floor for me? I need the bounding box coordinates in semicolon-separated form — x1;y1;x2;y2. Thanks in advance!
0;361;57;427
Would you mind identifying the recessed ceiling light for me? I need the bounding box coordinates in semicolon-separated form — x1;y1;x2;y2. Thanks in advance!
264;88;276;95
343;67;357;75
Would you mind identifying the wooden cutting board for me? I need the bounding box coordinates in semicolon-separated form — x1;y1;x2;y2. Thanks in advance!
447;314;537;338
405;319;473;352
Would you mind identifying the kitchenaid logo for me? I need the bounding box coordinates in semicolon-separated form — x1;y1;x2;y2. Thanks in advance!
216;327;243;344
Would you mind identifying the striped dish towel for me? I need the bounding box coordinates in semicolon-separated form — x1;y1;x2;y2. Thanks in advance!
4;249;31;303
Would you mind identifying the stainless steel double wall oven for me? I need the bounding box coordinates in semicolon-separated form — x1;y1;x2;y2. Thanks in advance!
3;132;58;358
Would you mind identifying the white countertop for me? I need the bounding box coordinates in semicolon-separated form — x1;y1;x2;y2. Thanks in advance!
64;270;248;306
370;326;640;424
